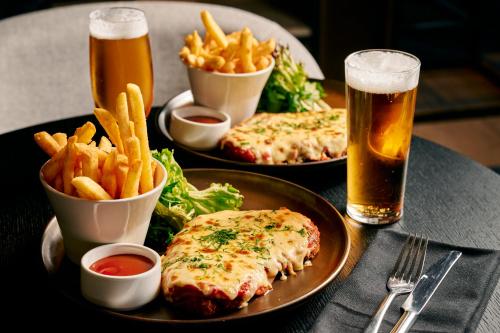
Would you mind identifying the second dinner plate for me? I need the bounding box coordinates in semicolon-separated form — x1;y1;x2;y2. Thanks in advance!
41;169;350;326
154;91;347;171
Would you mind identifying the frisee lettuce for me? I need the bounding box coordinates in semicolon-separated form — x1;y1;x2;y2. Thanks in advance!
258;44;331;113
145;148;244;252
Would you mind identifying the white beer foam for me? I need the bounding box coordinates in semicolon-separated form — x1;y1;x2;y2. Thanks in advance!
345;51;420;94
90;8;148;40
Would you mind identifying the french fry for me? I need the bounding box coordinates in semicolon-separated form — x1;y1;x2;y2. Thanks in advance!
62;136;78;195
115;92;132;155
220;41;239;61
115;155;129;196
186;54;197;67
75;143;107;168
191;30;203;56
125;136;141;162
226;31;241;43
34;131;61;156
196;56;205;68
75;160;83;177
41;145;67;183
179;46;190;60
255;56;270;71
201;52;225;70
53;174;63;193
72;176;112;200
240;27;256;72
180;11;274;74
129;121;135;137
52;133;67;147
220;59;236;73
101;149;117;198
151;160;157;182
98;136;112;153
200;10;228;48
121;159;142;198
74;121;96;144
81;146;99;182
93;108;124;153
254;38;276;58
127;83;153;193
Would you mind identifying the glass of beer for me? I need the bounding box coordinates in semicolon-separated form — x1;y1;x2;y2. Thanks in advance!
345;49;420;224
89;7;154;117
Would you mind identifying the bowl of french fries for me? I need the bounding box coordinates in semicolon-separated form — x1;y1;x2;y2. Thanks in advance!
36;84;167;264
179;10;275;125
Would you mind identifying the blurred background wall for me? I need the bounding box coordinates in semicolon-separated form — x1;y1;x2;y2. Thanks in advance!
1;0;500;169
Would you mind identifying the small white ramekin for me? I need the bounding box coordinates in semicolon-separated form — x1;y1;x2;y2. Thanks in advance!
169;105;230;150
80;243;161;311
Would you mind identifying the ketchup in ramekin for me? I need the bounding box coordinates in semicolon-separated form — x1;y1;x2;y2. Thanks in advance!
184;115;222;124
90;254;154;276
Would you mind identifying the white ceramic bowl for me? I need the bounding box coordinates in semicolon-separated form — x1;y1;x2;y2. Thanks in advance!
80;243;161;311
40;160;167;264
187;58;274;126
169;105;231;150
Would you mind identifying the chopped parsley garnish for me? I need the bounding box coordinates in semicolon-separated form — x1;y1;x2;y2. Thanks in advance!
297;228;307;237
264;223;277;230
199;229;238;249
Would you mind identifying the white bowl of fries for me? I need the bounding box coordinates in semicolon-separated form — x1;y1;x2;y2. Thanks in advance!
179;10;276;126
36;84;167;263
186;60;273;126
40;160;166;264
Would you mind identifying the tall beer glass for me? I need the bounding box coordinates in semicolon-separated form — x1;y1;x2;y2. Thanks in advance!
345;49;420;224
89;7;154;117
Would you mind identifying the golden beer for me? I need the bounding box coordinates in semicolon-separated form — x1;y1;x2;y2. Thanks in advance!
89;8;154;116
345;50;420;224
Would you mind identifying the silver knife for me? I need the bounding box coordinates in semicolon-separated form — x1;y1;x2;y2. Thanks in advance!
390;250;462;333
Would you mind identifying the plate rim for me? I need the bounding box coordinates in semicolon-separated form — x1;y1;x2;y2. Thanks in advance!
41;168;351;324
154;90;347;169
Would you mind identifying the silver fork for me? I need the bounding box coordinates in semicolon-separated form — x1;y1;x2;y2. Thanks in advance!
364;234;428;333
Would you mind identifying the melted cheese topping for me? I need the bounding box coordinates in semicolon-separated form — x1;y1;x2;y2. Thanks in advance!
220;109;347;164
161;209;315;304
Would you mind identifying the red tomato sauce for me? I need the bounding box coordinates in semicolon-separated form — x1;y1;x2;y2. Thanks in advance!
90;254;154;276
184;116;222;124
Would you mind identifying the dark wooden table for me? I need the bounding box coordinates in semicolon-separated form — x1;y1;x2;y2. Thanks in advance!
1;100;499;332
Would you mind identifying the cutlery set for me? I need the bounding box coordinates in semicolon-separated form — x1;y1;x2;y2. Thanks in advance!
364;234;461;333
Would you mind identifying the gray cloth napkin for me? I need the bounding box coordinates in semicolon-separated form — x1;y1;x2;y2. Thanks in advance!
311;230;500;333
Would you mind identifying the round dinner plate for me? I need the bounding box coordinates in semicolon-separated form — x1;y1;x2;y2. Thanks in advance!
41;169;350;325
154;91;347;170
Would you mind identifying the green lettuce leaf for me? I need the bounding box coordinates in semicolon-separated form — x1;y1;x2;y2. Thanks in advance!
258;45;330;113
145;148;244;252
